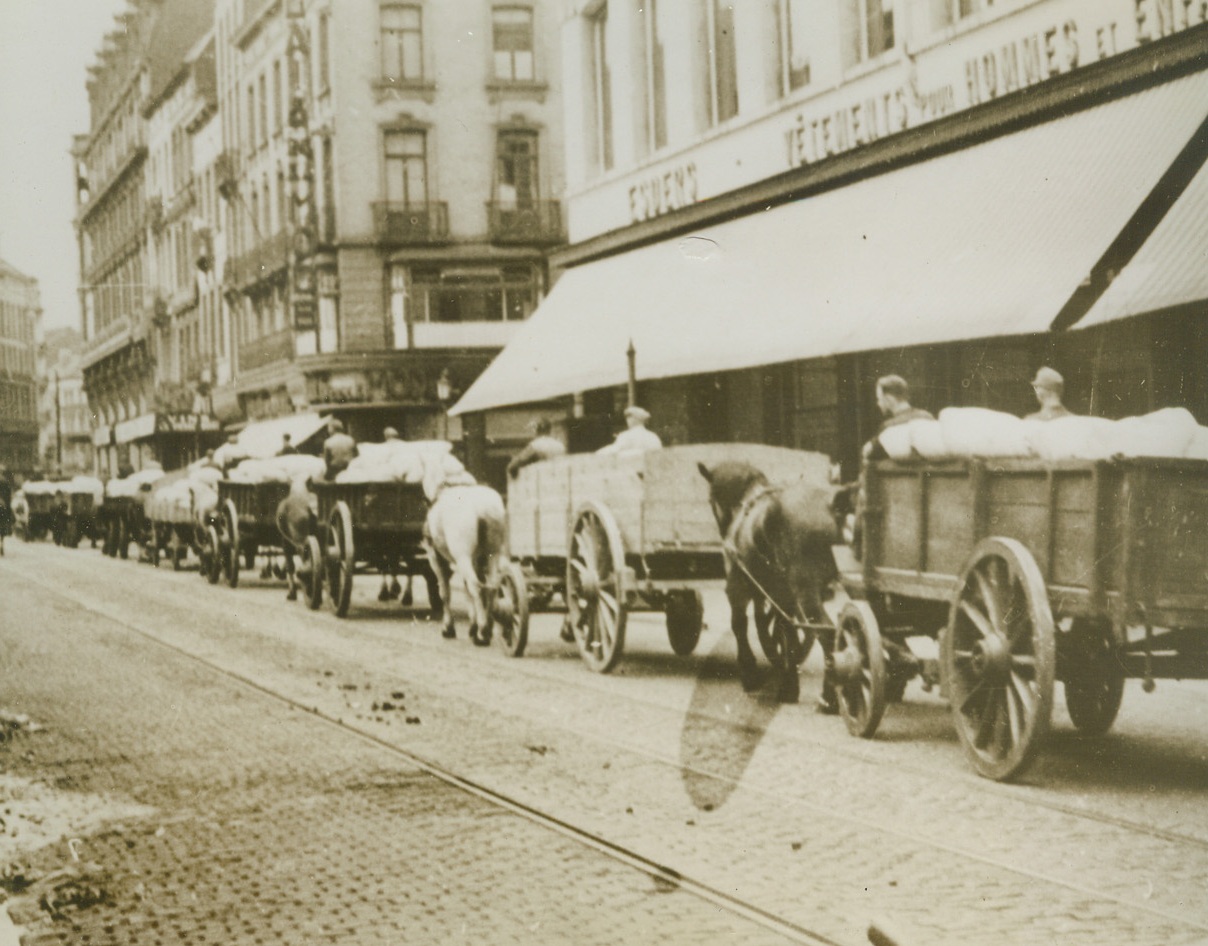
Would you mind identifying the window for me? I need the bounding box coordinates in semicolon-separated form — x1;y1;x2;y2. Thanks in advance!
258;73;268;146
411;265;537;323
637;0;668;152
381;4;423;82
272;60;283;133
698;0;738;127
495;130;538;206
321;136;336;241
842;0;894;68
775;0;815;95
587;4;613;173
929;0;989;31
383;130;427;205
318;10;332;90
246;84;256;152
492;6;535;81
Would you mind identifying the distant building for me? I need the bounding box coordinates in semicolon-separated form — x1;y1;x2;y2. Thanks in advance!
38;328;94;476
0;258;40;476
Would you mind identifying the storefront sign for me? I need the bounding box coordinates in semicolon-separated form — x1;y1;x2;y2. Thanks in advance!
628;162;699;224
157;412;221;433
91;425;113;447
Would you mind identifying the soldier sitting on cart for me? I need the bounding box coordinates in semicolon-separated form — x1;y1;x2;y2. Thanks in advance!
322;419;358;481
597;406;662;456
508;418;566;478
1025;366;1074;421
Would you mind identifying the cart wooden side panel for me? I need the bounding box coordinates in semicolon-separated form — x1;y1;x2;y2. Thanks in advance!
311;481;428;537
509;444;832;560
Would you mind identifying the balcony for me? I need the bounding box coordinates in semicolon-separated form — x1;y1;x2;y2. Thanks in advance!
225;230;290;291
486;200;564;245
238;328;294;373
373;202;450;245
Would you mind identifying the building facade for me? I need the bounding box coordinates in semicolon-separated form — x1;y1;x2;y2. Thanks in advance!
0;259;40;476
38;328;94;477
209;0;566;477
76;0;216;477
455;0;1208;473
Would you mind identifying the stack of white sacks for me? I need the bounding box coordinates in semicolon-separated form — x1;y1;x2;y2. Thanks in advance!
104;466;166;499
145;459;226;526
225;454;326;485
878;406;1208;462
333;440;472;489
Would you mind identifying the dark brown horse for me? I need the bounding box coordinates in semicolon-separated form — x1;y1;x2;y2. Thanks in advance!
698;460;840;704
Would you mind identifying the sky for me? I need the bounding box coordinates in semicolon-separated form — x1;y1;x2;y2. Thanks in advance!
0;0;131;334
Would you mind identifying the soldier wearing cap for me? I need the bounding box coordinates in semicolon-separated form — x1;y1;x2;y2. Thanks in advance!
1026;367;1073;421
597;405;663;456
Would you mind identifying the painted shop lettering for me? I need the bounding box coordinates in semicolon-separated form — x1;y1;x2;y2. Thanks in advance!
965;21;1079;105
628;163;698;223
1134;0;1208;42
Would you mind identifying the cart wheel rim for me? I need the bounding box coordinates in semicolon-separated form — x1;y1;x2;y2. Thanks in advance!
567;503;627;673
301;535;324;609
223;501;240;587
326;503;354;616
944;537;1055;781
834;601;886;739
494;565;529;657
666;590;704;657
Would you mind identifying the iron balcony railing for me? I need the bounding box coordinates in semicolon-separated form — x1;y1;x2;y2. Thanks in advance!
372;201;450;245
485;200;564;245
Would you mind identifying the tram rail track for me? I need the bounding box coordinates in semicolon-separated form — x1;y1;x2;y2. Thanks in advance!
9;546;1208;943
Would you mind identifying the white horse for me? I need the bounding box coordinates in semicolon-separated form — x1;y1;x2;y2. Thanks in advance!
422;468;507;646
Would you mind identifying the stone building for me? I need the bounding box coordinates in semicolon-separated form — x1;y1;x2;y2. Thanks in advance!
210;0;565;473
0;258;40;476
38;328;94;477
455;0;1208;473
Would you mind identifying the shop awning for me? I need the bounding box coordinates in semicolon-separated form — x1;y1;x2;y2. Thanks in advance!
115;414;157;444
92;425;113;447
235;412;328;459
1075;153;1208;329
453;71;1208;416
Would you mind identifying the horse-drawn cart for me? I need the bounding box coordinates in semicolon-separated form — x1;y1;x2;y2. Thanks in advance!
210;480;293;588
307;480;433;617
506;444;831;670
834;455;1208;781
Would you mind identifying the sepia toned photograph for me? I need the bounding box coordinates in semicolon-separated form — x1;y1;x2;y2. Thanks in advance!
0;1;1206;943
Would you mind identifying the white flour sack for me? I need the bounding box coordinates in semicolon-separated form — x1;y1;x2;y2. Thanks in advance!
1187;426;1208;461
908;419;948;458
1108;407;1199;458
1023;416;1117;461
877;423;913;460
939;407;1032;457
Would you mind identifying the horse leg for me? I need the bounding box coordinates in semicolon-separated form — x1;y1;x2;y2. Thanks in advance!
400;574;413;607
728;577;759;693
456;553;490;647
378;573;391;602
285;548;298;602
429;551;456;639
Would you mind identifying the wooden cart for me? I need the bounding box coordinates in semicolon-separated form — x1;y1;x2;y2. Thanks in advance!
210;480;294;588
834;455;1208;781
307;480;433;617
505;444;832;670
98;494;145;559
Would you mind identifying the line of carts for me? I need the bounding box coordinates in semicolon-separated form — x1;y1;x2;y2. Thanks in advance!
24;443;1208;783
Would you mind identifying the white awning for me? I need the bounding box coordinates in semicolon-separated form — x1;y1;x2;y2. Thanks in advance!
453;71;1208;416
1076;152;1208;329
236;412;329;459
115;414;157;444
92;425;113;447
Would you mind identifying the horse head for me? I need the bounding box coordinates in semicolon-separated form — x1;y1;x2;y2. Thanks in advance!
697;460;770;537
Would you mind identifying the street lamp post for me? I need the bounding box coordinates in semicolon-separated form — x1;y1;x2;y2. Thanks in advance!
436;369;453;442
53;370;63;473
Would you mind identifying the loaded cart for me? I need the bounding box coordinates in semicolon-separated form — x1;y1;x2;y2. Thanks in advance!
832;455;1208;781
210;479;294;588
306;480;435;617
506;444;832;669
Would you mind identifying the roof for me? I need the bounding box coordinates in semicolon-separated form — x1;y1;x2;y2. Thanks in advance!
1076;150;1208;329
143;0;217;112
0;258;35;284
452;70;1208;416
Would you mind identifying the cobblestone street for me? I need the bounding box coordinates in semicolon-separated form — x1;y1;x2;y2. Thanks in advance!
2;541;1208;945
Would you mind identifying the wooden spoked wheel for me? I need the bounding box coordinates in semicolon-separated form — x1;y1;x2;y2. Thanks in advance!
755;596;814;667
832;600;887;739
493;561;529;658
666;590;704;657
149;524;162;567
1063;618;1125;736
301;534;324;610
205;525;222;585
325;501;355;618
943;537;1056;782
117;515;129;559
566;501;628;674
222;499;240;588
